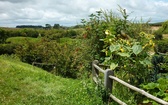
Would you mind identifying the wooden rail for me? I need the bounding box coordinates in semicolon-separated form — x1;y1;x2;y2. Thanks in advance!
92;60;168;105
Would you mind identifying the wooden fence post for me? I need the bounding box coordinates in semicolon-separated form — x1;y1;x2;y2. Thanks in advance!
104;69;114;93
92;60;99;83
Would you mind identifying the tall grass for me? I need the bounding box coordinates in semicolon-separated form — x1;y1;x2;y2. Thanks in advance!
0;55;107;105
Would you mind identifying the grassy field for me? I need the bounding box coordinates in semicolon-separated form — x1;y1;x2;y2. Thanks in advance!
6;37;42;44
0;55;105;105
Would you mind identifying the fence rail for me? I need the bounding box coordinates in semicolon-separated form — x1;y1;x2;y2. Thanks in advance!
92;60;168;105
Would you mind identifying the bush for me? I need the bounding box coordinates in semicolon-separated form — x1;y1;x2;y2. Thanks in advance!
21;29;39;37
82;7;155;104
156;39;168;53
150;55;168;82
0;44;17;55
15;38;92;78
141;78;168;104
63;30;77;38
0;28;9;43
153;30;163;40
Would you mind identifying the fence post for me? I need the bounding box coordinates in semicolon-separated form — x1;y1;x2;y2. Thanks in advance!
92;60;99;83
104;69;114;93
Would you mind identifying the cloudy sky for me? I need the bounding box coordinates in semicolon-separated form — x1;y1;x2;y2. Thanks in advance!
0;0;168;27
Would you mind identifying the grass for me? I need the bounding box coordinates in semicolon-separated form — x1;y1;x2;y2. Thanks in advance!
0;55;76;104
6;37;42;44
0;55;105;105
59;37;80;44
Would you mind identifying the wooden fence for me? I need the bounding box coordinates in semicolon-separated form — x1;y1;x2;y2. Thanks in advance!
92;60;168;105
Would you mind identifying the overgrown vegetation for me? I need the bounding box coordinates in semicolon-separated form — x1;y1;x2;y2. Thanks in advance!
153;20;168;53
82;7;168;104
0;55;108;105
0;6;168;104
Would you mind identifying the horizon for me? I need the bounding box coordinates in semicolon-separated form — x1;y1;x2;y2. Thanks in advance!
0;0;168;27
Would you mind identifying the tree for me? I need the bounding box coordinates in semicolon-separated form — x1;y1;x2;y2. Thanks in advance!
53;24;60;29
45;24;52;29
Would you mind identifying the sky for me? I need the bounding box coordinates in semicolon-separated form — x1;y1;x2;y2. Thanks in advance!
0;0;168;27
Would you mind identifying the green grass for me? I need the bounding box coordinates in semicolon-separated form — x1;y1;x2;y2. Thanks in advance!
0;55;76;104
0;55;105;105
59;37;78;44
6;37;42;44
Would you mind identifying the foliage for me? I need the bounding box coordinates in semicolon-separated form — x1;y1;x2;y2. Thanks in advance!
0;44;17;55
0;28;40;43
151;55;168;82
0;55;109;105
15;37;92;78
45;24;52;29
154;20;168;35
82;7;155;104
153;30;163;40
160;55;168;73
0;37;42;55
81;10;108;62
53;24;60;29
0;28;67;44
16;25;43;28
63;30;77;38
161;20;168;34
141;78;168;104
100;8;154;86
155;39;168;53
0;28;9;43
6;37;42;44
64;80;108;105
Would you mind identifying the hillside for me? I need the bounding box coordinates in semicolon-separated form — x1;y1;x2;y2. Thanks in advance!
0;55;105;105
0;55;77;104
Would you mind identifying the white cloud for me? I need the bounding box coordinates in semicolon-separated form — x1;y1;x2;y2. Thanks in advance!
0;0;168;27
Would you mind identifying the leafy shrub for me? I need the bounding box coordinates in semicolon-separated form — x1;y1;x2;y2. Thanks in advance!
83;7;153;84
153;30;163;40
0;28;9;43
63;30;77;38
82;7;155;104
22;29;39;37
150;55;168;82
154;20;168;37
47;33;62;40
141;78;168;104
0;28;40;44
0;44;17;55
15;37;92;78
156;39;168;53
160;55;168;73
82;8;151;63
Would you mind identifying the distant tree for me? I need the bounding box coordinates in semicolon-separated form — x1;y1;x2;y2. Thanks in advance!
16;25;43;29
53;24;60;29
45;24;52;29
73;25;84;28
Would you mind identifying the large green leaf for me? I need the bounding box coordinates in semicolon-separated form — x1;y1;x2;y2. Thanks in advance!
142;82;159;90
109;44;120;52
110;63;118;70
117;52;130;57
132;45;143;55
139;59;151;66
